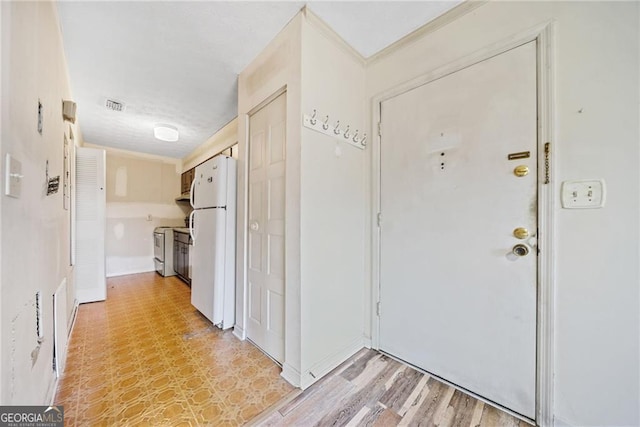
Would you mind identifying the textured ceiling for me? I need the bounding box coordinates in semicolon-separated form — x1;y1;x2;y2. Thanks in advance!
309;1;462;58
57;1;462;159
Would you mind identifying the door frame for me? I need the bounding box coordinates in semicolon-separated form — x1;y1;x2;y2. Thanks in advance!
370;23;556;426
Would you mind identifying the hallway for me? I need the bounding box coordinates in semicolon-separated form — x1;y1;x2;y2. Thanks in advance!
54;273;293;425
54;274;530;427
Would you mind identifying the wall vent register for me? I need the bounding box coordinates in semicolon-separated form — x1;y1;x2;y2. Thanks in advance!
105;99;125;112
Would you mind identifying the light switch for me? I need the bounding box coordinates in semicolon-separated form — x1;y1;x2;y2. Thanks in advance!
561;179;605;209
5;154;23;198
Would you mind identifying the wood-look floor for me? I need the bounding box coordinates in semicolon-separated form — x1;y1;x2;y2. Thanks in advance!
252;349;531;427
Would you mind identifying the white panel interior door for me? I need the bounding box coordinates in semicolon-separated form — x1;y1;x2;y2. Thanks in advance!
75;147;106;303
246;92;286;363
379;42;537;418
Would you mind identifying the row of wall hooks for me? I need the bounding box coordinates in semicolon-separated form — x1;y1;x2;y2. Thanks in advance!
303;109;366;150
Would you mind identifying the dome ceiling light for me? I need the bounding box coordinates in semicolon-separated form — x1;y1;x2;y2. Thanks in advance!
154;124;179;142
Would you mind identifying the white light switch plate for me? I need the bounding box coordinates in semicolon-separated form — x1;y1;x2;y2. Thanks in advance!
561;179;606;209
5;154;23;198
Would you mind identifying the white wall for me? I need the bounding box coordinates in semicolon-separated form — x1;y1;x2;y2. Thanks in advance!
0;0;5;404
237;12;303;385
90;145;187;277
236;9;368;389
366;2;639;426
0;0;79;404
298;12;367;387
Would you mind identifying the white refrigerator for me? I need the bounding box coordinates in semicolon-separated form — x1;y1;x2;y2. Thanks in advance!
189;155;236;329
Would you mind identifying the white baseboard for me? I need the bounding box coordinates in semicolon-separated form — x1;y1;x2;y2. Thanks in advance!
47;376;58;406
106;268;154;278
68;300;79;336
232;325;245;341
553;417;574;427
301;337;365;389
281;363;302;388
363;335;372;348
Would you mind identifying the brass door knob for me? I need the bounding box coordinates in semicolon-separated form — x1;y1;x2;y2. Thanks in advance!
513;227;529;239
514;165;529;177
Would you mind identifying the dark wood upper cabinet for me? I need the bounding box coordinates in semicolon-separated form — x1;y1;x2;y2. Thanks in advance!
180;168;195;195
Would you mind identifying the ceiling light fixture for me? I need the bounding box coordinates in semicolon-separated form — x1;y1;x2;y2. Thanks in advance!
154;124;179;142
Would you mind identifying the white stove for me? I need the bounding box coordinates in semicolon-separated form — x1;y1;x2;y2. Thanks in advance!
153;227;176;277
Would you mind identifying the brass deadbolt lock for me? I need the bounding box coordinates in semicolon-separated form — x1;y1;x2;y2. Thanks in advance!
514;165;529;177
513;227;530;239
512;244;530;257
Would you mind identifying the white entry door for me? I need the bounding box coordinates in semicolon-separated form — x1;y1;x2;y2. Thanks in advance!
75;147;106;304
246;93;286;363
379;42;537;418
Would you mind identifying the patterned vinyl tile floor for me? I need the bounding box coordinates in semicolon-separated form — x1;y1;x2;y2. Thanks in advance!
55;272;530;427
54;273;293;426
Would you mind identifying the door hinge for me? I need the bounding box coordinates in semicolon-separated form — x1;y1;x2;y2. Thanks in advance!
376;301;381;316
377;212;382;227
378;122;382;137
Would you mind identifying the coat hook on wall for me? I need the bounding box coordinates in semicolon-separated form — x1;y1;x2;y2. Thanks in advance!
302;109;366;150
322;115;330;130
333;120;341;135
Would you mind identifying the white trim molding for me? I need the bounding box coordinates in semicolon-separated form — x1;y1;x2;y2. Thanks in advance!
535;22;556;427
281;363;302;388
370;21;556;427
232;325;245;341
302;337;364;389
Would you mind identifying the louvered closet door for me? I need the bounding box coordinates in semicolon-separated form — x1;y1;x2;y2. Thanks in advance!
75;147;106;303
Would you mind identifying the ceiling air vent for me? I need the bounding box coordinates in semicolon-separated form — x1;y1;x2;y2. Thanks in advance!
105;99;125;112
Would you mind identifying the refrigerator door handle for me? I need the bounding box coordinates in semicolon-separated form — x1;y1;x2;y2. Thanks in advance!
189;210;196;242
189;176;197;208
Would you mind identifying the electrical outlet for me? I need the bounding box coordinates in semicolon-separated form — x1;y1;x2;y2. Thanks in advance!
561;179;606;209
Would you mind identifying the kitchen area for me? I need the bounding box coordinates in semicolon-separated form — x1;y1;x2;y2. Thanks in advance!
150;146;237;329
153;165;195;285
153;226;191;284
104;140;237;327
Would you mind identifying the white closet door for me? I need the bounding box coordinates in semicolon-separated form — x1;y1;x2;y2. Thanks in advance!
246;92;286;363
75;147;106;303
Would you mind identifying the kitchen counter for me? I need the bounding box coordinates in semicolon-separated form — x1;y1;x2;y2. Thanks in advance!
173;227;190;234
